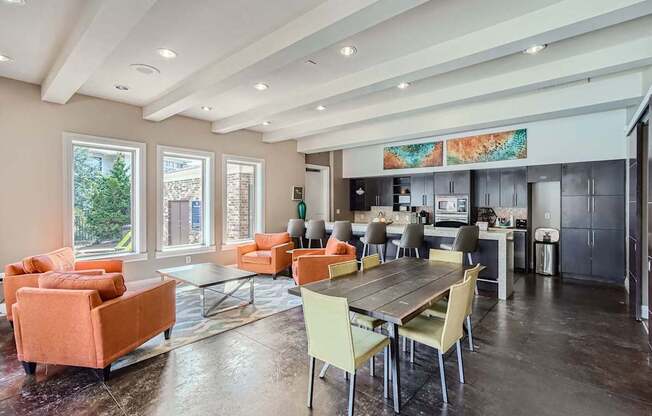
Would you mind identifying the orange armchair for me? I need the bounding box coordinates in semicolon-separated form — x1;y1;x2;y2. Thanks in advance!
237;232;294;278
12;278;176;380
3;247;123;322
292;238;356;285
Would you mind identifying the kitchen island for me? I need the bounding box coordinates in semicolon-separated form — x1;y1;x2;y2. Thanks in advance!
325;222;514;300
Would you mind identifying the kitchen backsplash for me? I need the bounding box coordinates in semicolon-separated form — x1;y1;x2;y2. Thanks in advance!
354;206;433;224
492;207;528;220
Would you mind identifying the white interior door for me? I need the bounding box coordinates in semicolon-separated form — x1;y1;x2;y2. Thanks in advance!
305;169;327;221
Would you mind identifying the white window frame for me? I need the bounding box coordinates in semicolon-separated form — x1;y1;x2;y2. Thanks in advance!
222;154;265;248
62;132;147;262
156;145;215;259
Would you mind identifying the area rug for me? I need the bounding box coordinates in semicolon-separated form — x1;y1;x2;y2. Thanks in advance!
112;276;301;370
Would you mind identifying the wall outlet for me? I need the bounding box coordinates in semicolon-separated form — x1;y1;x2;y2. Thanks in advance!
544;212;551;220
185;256;192;264
336;208;341;214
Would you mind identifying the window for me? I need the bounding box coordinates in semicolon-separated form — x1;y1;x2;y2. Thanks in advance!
63;133;146;260
223;155;265;245
157;146;215;258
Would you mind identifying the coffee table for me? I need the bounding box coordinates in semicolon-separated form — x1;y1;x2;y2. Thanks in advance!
157;263;257;317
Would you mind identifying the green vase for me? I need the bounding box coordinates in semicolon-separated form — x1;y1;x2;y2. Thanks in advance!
297;200;306;220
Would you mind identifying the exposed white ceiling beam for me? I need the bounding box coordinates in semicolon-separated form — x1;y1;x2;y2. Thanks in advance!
142;0;428;122
40;0;157;104
296;71;644;153
263;36;652;142
213;0;652;134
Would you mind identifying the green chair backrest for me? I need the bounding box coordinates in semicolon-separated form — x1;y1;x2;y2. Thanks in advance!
429;249;463;264
361;254;380;271
463;264;481;317
440;275;474;352
329;260;358;279
301;288;356;373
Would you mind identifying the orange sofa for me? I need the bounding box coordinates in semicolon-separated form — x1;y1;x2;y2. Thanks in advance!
3;247;123;323
12;276;176;380
236;232;294;278
291;238;356;285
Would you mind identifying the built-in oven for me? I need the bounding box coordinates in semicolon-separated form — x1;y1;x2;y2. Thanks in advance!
435;195;470;225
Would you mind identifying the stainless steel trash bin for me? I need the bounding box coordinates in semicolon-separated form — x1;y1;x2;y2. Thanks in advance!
534;228;559;276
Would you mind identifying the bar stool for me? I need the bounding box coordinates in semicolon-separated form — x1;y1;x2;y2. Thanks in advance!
305;220;326;248
287;219;305;248
360;222;387;263
440;225;479;265
391;223;424;259
331;221;353;243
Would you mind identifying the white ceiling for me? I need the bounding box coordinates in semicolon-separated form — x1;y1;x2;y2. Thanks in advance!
1;0;651;153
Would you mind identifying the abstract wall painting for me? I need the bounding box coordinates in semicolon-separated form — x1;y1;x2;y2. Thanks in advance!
383;142;443;170
446;129;527;165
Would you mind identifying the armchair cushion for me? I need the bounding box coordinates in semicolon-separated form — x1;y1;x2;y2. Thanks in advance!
22;247;75;274
242;250;272;265
4;262;26;276
39;272;127;301
254;232;291;250
325;238;348;255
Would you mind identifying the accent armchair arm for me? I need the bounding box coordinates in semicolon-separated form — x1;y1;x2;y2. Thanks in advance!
291;249;325;261
3;273;40;321
271;242;294;272
236;242;258;269
295;253;357;285
75;259;123;273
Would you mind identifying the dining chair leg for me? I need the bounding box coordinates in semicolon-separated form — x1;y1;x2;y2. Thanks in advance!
415;248;420;258
369;356;375;377
300;238;304;248
466;315;474;351
307;356;316;408
395;246;400;260
410;339;415;363
383;346;389;399
467;252;473;265
319;363;330;379
308;239;312;248
362;243;367;257
348;371;356;416
438;350;448;403
456;340;465;383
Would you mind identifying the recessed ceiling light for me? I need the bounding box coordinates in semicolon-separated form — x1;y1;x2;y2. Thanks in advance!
0;54;13;62
253;82;269;91
262;121;271;126
397;82;410;89
3;0;26;5
315;105;327;111
339;46;357;57
130;63;160;75
201;106;213;111
157;48;177;59
524;44;547;55
114;84;130;91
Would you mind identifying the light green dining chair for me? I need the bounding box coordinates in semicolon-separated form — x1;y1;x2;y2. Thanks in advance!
398;272;476;404
301;288;390;416
428;248;464;264
360;253;380;271
327;260;385;379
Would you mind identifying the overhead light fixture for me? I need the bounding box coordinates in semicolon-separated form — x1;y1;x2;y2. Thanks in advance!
315;105;327;111
262;121;271;126
253;82;269;91
3;0;26;5
0;54;13;62
114;84;130;91
130;63;160;75
201;106;213;111
339;46;357;57
524;44;547;55
157;48;177;59
397;82;410;90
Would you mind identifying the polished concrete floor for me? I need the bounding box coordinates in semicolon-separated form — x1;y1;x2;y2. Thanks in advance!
0;274;650;415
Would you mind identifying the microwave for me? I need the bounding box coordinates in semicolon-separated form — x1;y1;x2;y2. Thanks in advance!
435;195;469;214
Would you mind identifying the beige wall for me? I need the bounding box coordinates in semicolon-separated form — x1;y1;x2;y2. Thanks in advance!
0;77;305;280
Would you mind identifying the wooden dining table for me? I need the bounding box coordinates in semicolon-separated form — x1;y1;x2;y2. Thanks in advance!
288;257;469;414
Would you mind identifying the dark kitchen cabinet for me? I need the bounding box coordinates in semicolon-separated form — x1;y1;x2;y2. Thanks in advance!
435;171;470;195
473;169;500;207
514;231;527;271
561;196;591;228
561;228;592;276
561;162;591;195
365;177;392;208
499;168;527;208
411;174;434;207
591;195;625;230
527;164;561;182
592;160;625;195
349;178;367;211
591;229;625;282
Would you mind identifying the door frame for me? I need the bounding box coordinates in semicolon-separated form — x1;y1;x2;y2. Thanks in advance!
305;164;331;222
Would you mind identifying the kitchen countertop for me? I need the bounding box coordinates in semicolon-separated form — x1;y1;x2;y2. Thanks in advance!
489;227;527;233
326;222;513;241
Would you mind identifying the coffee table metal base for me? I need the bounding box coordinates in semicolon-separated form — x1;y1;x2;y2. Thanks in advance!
199;277;255;317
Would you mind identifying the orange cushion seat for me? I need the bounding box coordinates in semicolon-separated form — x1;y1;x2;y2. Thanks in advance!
254;232;291;250
39;272;127;301
325;238;348;255
242;250;273;265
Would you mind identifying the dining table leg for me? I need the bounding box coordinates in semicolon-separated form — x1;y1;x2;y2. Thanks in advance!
389;323;401;413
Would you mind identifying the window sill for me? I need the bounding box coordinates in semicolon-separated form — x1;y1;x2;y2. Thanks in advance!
77;252;149;263
221;240;253;251
155;245;216;259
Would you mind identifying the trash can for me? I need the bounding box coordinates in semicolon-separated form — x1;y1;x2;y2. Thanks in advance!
534;228;559;276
